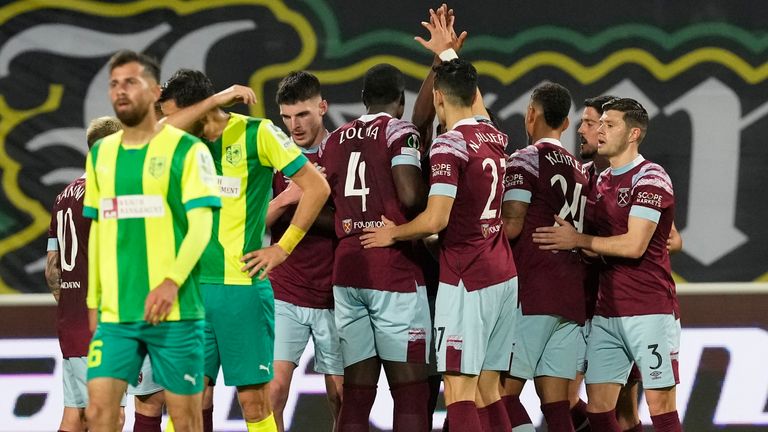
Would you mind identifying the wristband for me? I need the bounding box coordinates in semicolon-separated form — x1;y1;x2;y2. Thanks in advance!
438;48;459;61
277;224;307;255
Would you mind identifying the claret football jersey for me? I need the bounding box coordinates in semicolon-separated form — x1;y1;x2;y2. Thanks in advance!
320;112;424;292
588;155;677;317
429;118;516;291
504;139;589;324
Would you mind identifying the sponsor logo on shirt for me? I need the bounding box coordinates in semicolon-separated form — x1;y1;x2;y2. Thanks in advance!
197;151;217;187
617;187;631;207
406;134;420;149
481;222;502;238
148;156;166;178
342;218;385;234
60;281;81;289
217;176;242;198
636;191;663;208
225;144;242;165
431;163;451;177
267;122;295;150
100;195;165;219
505;173;524;188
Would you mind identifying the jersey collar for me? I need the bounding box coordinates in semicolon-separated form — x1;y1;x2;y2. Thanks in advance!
451;117;479;130
533;137;563;148
611;154;645;176
358;112;391;122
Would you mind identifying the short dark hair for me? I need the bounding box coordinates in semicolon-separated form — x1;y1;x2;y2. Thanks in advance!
108;49;160;83
433;59;477;107
276;71;322;105
86;116;122;148
158;69;215;108
362;64;405;107
583;95;616;115
530;82;571;129
602;97;649;144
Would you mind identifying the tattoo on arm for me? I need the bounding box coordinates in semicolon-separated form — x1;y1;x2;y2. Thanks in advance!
45;251;61;302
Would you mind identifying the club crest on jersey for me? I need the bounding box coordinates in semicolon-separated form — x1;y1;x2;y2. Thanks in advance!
481;223;490;238
342;218;352;234
617;188;631;207
225;145;242;165
148;157;166;178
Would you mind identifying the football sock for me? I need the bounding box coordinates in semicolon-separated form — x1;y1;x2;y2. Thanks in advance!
541;400;575;432
650;411;681;432
133;413;161;432
571;399;590;431
202;407;213;432
337;384;377;432
622;421;643;432
485;399;513;432
245;412;277;432
502;395;534;429
390;380;429;431
446;400;483;432
586;410;621;432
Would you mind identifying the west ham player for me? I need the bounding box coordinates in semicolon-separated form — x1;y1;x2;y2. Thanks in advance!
362;57;517;432
319;63;431;431
46;116;122;432
159;69;329;432
501;82;587;432
533;98;682;432
85;50;221;432
268;71;344;432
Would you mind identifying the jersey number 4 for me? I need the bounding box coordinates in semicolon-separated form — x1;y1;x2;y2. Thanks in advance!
345;151;371;212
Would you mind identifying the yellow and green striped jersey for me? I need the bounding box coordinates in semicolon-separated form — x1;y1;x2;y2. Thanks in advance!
83;125;221;323
199;113;307;285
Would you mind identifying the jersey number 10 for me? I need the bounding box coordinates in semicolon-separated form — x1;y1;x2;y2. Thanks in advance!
56;208;79;272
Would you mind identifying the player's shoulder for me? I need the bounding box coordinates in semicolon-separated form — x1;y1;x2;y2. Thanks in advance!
631;160;673;193
507;144;539;172
430;130;468;161
384;117;419;146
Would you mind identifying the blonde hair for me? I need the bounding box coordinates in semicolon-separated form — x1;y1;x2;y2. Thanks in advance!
86;116;122;148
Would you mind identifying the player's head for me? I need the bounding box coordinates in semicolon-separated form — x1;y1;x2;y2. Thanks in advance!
108;50;161;127
158;69;215;114
578;95;615;160
432;59;478;126
526;82;571;139
276;71;328;148
362;64;406;118
597;97;649;158
86;116;122;149
157;69;215;136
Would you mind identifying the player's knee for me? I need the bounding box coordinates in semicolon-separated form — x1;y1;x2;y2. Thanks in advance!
85;401;113;425
644;387;676;416
269;380;290;412
238;386;271;421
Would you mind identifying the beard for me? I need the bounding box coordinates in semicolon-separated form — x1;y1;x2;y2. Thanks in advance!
114;101;150;127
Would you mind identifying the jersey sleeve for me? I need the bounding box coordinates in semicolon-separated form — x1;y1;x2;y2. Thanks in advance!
428;131;468;198
503;145;539;204
181;141;222;212
257;120;308;177
83;149;100;220
629;163;674;223
386;118;422;168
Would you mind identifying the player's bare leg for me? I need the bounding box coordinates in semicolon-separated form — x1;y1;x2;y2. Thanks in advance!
474;370;512;431
644;386;680;432
568;373;590;431
270;361;295;432
585;382;622;431
443;373;482;431
86;377;128;432
164;390;202;432
202;377;215;432
134;390;164;432
60;407;86;432
324;374;343;430
615;380;640;431
236;384;276;430
500;376;534;431
533;376;575;432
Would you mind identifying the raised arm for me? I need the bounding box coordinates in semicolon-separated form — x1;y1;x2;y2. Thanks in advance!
162;84;256;131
